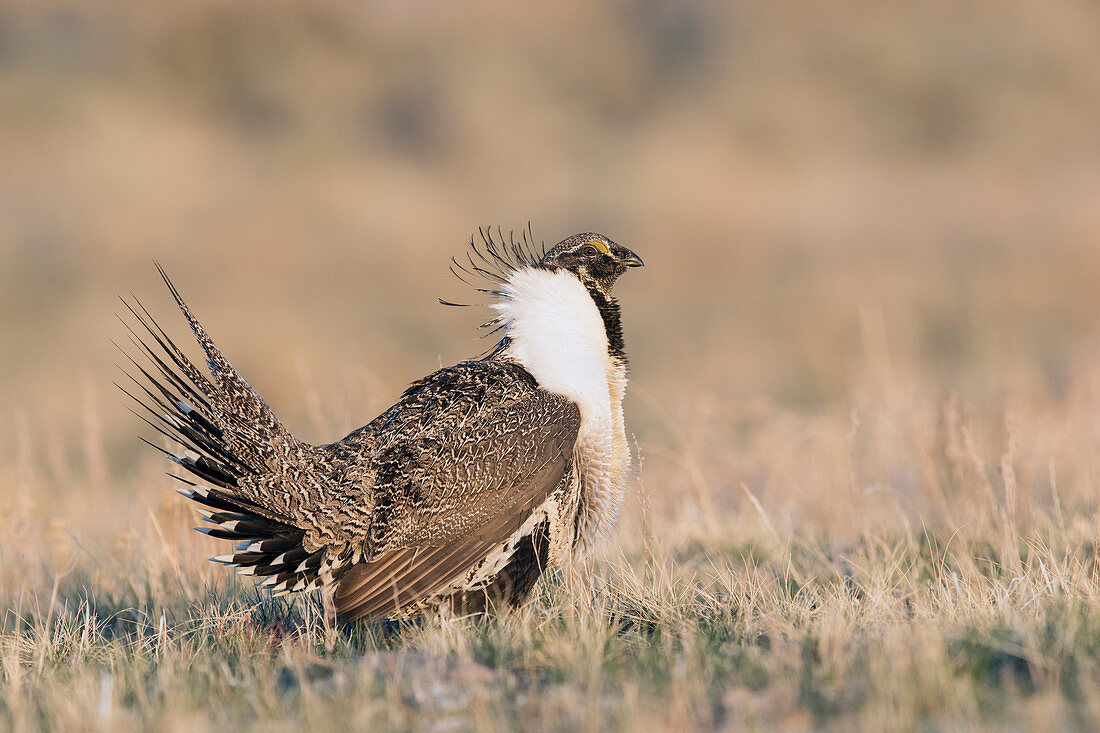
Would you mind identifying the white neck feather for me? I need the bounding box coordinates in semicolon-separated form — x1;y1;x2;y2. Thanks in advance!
492;266;630;551
492;268;613;419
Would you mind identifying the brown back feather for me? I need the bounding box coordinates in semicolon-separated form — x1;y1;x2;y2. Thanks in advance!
334;452;570;620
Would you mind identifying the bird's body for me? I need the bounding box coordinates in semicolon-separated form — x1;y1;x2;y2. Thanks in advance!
123;232;642;620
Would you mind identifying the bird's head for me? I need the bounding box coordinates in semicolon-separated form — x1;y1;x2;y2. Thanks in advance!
540;233;644;296
443;228;642;360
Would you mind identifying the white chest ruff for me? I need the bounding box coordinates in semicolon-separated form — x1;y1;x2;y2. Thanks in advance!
492;268;630;552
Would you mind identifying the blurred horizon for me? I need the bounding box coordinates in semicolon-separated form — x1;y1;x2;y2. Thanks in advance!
3;0;1100;501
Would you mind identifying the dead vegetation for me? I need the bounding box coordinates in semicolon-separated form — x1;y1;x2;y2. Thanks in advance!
6;357;1100;730
4;1;1100;729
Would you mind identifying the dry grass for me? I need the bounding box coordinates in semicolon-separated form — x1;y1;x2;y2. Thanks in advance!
4;1;1100;730
6;359;1100;731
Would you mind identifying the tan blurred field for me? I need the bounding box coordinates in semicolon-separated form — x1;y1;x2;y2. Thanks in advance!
3;1;1100;730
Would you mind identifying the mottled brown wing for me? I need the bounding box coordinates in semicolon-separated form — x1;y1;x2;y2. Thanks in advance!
333;538;504;621
367;389;581;551
334;390;579;620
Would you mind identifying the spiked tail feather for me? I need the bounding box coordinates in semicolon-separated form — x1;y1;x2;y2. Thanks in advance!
119;269;343;597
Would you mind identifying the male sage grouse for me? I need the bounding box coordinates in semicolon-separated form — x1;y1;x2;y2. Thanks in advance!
121;232;643;620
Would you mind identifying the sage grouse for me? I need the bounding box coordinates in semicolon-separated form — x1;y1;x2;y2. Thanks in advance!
122;232;643;620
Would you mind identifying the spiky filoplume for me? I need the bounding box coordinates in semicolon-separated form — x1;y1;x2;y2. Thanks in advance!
121;232;643;620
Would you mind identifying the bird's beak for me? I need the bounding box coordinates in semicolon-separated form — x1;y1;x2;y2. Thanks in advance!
621;249;644;268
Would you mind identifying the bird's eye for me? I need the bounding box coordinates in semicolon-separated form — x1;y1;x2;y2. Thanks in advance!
581;244;600;257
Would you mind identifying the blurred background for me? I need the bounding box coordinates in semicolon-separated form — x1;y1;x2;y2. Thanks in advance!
2;0;1100;536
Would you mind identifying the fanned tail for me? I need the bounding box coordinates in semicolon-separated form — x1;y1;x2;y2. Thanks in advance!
174;476;326;595
119;266;339;597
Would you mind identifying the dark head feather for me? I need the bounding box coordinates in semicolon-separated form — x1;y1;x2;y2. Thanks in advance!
439;225;547;309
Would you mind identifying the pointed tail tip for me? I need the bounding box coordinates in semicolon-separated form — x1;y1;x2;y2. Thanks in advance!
153;260;169;286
